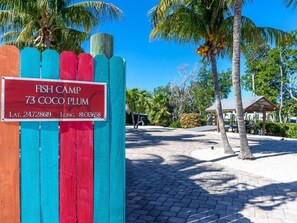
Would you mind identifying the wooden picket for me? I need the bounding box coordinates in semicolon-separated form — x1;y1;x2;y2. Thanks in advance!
77;53;94;223
20;48;41;223
0;45;20;223
40;49;60;223
94;55;110;223
0;38;126;223
110;57;126;223
59;51;78;223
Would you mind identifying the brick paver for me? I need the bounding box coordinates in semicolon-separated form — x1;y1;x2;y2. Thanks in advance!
126;127;297;223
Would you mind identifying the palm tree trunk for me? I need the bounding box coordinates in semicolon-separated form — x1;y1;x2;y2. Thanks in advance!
209;52;234;154
233;0;254;160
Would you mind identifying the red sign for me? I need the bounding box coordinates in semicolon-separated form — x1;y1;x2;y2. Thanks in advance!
1;77;106;121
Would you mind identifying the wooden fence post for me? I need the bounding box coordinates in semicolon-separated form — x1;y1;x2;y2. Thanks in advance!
91;33;126;223
91;33;113;223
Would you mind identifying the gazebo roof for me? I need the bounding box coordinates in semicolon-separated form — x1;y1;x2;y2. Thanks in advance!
205;96;279;112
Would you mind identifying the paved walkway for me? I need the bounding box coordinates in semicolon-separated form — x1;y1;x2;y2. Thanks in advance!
126;126;297;223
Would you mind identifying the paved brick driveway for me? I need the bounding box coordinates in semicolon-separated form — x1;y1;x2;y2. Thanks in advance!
126;127;297;223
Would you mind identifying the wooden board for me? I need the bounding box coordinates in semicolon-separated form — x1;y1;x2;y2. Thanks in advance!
59;51;78;223
20;47;41;223
109;57;126;223
77;53;94;223
93;55;110;223
40;49;59;223
0;45;20;223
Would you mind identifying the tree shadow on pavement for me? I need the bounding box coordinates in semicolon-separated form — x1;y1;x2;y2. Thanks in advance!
126;128;214;150
126;154;297;223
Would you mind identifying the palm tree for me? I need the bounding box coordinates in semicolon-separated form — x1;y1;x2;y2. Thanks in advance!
149;0;288;155
135;90;151;128
126;88;139;128
232;0;254;159
0;0;123;53
126;88;151;129
149;0;235;154
148;94;171;127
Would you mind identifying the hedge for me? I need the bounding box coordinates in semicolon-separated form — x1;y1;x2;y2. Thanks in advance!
180;113;201;128
256;121;297;139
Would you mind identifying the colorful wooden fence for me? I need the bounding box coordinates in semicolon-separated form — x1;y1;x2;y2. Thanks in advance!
0;40;126;223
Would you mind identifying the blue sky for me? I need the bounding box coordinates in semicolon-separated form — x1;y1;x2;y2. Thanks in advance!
83;0;297;96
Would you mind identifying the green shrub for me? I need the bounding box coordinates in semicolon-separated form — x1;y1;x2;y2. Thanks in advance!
169;120;181;128
256;121;297;138
286;123;297;138
180;113;201;128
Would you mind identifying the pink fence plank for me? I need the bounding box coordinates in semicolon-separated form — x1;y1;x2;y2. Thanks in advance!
59;51;78;223
77;54;94;223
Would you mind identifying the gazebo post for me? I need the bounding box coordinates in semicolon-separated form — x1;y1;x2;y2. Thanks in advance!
262;110;266;135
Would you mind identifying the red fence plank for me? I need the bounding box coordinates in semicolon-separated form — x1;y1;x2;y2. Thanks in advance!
77;54;94;223
60;51;78;223
0;45;20;223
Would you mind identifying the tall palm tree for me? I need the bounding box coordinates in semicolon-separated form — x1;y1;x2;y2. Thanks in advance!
149;0;235;154
0;0;123;53
149;0;288;155
232;0;254;159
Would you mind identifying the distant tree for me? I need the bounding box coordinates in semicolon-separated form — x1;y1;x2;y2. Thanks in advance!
189;61;232;119
148;94;171;126
126;88;139;128
169;64;195;120
243;41;297;122
126;88;151;129
135;90;151;128
0;0;123;53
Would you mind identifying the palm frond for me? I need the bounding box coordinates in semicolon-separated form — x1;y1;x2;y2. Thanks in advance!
150;5;206;44
285;0;297;9
65;2;123;24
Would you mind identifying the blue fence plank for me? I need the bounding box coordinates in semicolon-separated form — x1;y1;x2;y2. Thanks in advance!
40;49;59;223
94;55;110;223
109;56;126;223
20;47;41;223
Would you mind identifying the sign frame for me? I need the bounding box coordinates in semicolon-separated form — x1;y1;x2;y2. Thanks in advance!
1;77;107;122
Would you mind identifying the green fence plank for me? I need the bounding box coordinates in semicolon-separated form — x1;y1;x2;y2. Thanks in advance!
109;56;126;223
20;47;41;223
94;55;110;223
40;49;59;223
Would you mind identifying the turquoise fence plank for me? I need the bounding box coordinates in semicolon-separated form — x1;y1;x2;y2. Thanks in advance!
20;47;41;223
40;49;59;223
109;57;126;223
94;55;110;223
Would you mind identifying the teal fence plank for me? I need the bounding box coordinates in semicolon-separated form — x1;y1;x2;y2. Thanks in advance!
94;55;110;223
40;50;59;223
109;57;126;223
20;47;41;223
